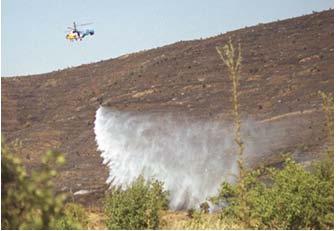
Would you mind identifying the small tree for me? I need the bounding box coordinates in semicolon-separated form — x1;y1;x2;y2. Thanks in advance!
217;158;333;229
216;39;249;223
104;176;169;229
1;141;87;229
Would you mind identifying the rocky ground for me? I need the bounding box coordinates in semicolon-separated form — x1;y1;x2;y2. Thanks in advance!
1;10;333;206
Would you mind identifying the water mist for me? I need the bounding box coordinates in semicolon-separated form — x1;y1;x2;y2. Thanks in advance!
94;105;305;209
94;106;241;209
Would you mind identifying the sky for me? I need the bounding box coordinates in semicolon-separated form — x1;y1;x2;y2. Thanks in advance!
1;0;333;77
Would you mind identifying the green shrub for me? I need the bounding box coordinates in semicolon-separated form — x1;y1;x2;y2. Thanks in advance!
1;141;87;229
104;176;169;229
53;203;88;229
215;157;334;229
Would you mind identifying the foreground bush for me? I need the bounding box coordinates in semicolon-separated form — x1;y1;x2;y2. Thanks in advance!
1;142;87;229
53;203;89;229
104;176;169;229
214;157;334;229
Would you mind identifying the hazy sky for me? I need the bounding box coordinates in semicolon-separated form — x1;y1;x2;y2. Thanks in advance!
1;0;333;77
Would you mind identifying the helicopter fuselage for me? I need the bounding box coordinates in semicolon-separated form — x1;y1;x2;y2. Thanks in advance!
66;29;94;41
66;31;79;41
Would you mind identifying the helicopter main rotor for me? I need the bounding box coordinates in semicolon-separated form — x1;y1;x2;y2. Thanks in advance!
67;22;93;32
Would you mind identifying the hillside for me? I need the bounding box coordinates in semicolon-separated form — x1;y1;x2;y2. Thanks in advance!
1;10;333;206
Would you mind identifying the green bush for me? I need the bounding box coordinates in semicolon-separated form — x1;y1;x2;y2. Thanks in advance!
104;176;169;229
214;157;334;229
1;141;87;229
53;203;88;229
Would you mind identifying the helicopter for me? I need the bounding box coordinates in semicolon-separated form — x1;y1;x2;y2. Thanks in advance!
66;22;94;41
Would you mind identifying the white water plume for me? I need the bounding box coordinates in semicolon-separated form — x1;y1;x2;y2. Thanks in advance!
94;106;305;209
94;106;241;209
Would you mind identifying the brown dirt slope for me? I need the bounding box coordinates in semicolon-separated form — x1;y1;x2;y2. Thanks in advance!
1;10;333;206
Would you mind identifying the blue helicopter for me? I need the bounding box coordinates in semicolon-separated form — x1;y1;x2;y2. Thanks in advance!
66;22;94;41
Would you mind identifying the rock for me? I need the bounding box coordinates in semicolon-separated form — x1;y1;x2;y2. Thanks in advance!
299;55;320;64
74;189;92;196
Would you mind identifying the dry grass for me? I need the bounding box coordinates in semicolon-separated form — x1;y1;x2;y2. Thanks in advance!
85;207;107;230
160;210;243;229
160;211;190;229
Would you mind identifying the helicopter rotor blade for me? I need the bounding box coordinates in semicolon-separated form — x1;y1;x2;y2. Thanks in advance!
77;23;93;27
66;21;93;31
